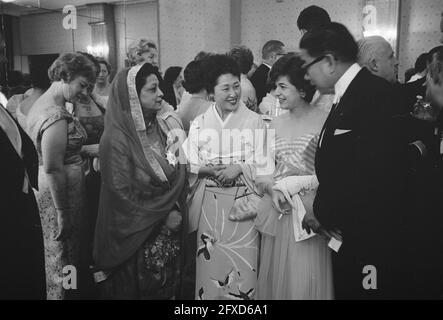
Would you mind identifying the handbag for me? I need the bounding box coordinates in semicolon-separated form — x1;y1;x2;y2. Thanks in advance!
228;186;262;222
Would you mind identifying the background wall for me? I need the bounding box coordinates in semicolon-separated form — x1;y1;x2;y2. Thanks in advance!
114;1;158;68
241;0;364;63
398;0;443;82
158;0;230;73
9;0;443;84
19;9;91;55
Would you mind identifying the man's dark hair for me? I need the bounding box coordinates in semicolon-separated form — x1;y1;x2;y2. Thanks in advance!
414;53;429;73
262;40;285;60
269;53;316;103
297;5;331;32
299;22;358;63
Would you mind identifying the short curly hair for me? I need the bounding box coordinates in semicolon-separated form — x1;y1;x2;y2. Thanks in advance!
228;45;254;75
48;52;96;85
203;54;240;94
269;53;316;103
127;38;157;66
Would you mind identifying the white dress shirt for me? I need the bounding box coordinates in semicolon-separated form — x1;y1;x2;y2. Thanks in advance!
319;63;362;147
333;63;362;105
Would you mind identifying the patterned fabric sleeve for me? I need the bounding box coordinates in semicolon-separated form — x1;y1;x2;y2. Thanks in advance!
40;106;72;135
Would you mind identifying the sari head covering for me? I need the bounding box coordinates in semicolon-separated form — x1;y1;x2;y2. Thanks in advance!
94;63;188;270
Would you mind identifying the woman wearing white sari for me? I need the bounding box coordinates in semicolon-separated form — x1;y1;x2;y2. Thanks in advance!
184;54;268;300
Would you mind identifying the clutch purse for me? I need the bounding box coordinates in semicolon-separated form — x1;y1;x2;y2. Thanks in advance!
228;187;261;222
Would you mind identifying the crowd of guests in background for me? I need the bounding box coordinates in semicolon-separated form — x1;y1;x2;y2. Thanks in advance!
1;5;443;300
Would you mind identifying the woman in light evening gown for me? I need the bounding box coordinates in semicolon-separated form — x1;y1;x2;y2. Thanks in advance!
255;53;333;299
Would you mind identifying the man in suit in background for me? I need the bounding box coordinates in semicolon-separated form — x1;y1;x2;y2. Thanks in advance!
250;40;285;105
299;22;406;299
386;47;443;299
357;35;427;114
0;32;46;299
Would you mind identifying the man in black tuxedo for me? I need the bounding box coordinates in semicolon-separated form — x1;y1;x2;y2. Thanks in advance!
250;40;285;105
300;22;407;299
0;105;46;299
0;30;45;299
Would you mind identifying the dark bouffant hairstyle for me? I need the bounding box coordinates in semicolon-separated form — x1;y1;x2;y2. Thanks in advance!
269;53;316;103
297;5;331;32
48;52;97;84
135;62;163;97
183;60;206;94
203;54;240;94
228;45;254;74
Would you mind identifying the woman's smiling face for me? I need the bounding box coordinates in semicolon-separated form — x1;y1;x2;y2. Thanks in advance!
274;75;305;110
213;73;241;113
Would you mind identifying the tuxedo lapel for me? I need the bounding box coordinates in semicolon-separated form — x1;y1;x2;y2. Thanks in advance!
0;125;22;163
315;69;368;177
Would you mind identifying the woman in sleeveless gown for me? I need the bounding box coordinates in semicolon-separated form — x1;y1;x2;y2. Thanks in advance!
255;54;333;299
26;53;96;299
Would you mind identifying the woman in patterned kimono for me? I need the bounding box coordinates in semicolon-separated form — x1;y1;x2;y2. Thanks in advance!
27;53;97;299
93;63;188;299
184;54;268;300
255;53;333;300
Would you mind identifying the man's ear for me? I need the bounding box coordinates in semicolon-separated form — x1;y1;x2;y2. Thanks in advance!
269;53;277;64
368;58;378;73
324;54;338;75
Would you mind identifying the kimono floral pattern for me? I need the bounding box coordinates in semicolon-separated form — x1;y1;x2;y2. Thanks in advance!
196;187;258;300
